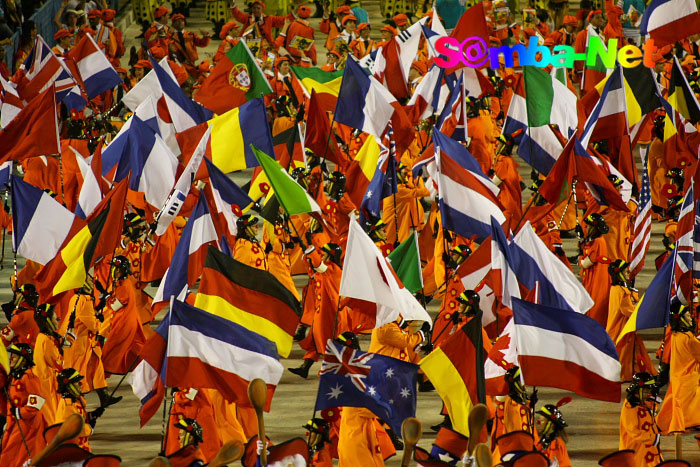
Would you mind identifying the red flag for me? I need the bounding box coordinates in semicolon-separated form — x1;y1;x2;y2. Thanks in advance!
381;38;410;100
305;90;340;166
0;86;59;163
447;3;490;74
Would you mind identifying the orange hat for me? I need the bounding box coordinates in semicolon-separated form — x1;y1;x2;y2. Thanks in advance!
393;13;409;26
489;36;502;46
336;5;351;15
250;0;266;9
54;29;72;41
172;13;185;22
381;25;397;35
327;50;341;58
356;22;370;32
198;61;210;72
511;452;550;466
598;450;637;467
134;59;153;69
115;66;128;74
275;56;290;69
297;5;311;18
543;36;556;47
411;61;427;75
342;15;357;26
219;21;240;39
587;9;602;21
564;15;578;26
87;9;101;18
496;430;535;456
101;9;116;21
154;6;169;19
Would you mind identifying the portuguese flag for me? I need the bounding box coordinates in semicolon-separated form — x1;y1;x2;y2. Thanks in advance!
195;41;272;115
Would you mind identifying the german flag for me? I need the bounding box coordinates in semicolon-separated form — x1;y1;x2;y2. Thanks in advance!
35;179;128;301
669;57;700;124
420;314;486;437
194;247;301;357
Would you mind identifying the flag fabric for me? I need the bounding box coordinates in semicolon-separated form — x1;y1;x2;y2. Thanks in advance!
446;3;489;73
0;162;12;188
490;218;521;309
580;65;628;148
65;33;122;99
305;90;339;164
405;65;442;124
0;86;60;163
433;130;497;195
484;319;518;395
273;123;304;170
153;196;218;309
345;135;383;209
194;247;301;358
252;145;321;216
419;314;486;437
629;146;653;279
522;66;578;132
11;176;80;265
387;232;423;293
671;176;699;304
640;0;700;47
621;63;662;128
581;25;608;93
456;240;498;327
668;56;700;124
618;252;674;343
75;146;105;219
315;340;419;434
291;65;343;112
149;54;213;132
121;57;178;111
195;41;272;114
203;157;254;236
436;150;505;243
165;299;284;408
360;138;397;220
462;67;497;99
511;298;622;402
0;75;23;128
154;127;210;235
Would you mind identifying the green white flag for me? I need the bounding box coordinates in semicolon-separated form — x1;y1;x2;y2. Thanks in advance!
523;66;578;134
387;232;423;294
251;145;321;216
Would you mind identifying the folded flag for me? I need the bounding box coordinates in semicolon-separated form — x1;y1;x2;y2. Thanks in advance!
511;298;622;402
11;176;81;265
640;0;700;47
304;90;339;165
0;75;23;128
315;339;419;434
580;64;628;148
195;40;272;115
387;231;423;294
165;299;284;408
668;56;700;124
252;145;321;216
65;33;122;99
194;247;301;357
419;313;486;437
75;144;106;219
121;57;177;111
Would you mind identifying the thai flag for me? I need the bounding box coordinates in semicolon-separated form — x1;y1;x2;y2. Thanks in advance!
640;0;700;47
580;65;629;148
11;176;81;265
0;75;23;127
490;218;521;309
436;149;505;243
153;196;218;310
511;298;622;402
204;157;254;236
628;147;653;279
66;33;122;99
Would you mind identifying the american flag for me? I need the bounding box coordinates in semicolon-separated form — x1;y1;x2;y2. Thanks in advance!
628;147;652;279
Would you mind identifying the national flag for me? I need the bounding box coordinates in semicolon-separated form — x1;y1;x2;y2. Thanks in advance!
0;75;23;128
154;127;210;235
340;219;431;326
113;115;178;208
194;247;301;358
252;145;321;216
304;90;339;165
405;65;442;124
203;157;254;236
178;98;275;173
35;179;128;299
628;146;653;279
436;150;505;243
75;144;106;219
456;240;498;327
345;135;383;208
121;57;178;111
165;299;284;408
433;130;497;195
462;67;496;99
291;65;343;112
668;56;700;124
435;72;466;142
446;2;489;73
387;232;423;294
195;41;272;114
11;176;81;265
617;251;674;343
671;176;699;304
263;439;310;467
512;298;622;402
419;314;486;437
640;0;700;47
149;54;213;132
490;218;521;309
0;162;12;188
387;19;426;99
581;25;608;93
484;319;518;395
522;66;578;134
315;340;419;434
360;136;397;221
0;86;59;163
273;123;304;170
65;33;122;99
580;65;628;148
621;63;661;128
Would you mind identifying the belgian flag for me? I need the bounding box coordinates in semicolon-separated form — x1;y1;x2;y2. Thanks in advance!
668;57;700;124
194;247;301;357
420;314;486;437
36;179;128;301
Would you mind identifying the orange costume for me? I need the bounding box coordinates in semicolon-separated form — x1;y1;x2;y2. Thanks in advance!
382;177;430;245
432;275;465;347
337;407;394;466
275;17;317;64
467;112;498;175
166;388;222;463
169;28;210;73
233;238;267;270
101;278;147;375
540;437;571;467
1;306;40;347
601;203;635;263
490;396;531;463
230;6;287;49
263;222;301;300
619;401;663;466
493;153;523;224
34;333;64;425
656;331;700;433
58;396;92;450
580;237;611;327
369;321;423;363
64;293;108;393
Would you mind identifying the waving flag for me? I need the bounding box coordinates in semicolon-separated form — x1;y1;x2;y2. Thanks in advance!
0;76;23;128
291;66;343;112
75;147;105;220
671;176;700;304
66;33;122;99
512;298;622;402
165;299;284;408
121;57;177;111
640;0;700;47
629;147;653;279
315;340;418;434
203;157;254;236
405;65;442;124
580;65;628;148
387;232;423;294
490;218;521;309
668;56;700;124
361;137;396;221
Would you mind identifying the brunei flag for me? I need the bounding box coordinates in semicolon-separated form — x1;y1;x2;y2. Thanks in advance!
420;314;486;437
194;247;301;357
291;66;342;112
35;179;129;300
668;56;700;124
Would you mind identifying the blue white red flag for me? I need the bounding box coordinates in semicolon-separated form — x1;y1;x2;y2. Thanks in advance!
66;33;122;99
640;0;700;47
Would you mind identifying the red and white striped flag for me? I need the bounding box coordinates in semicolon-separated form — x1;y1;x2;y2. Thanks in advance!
628;146;652;279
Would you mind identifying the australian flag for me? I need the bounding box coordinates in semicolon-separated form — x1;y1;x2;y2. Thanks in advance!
315;340;418;434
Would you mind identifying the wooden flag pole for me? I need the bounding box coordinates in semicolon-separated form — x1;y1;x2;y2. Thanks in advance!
400;417;422;467
248;378;268;465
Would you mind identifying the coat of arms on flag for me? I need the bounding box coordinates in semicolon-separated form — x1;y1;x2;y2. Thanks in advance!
229;63;252;92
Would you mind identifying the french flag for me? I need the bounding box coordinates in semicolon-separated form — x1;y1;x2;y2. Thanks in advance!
203;157;254;236
640;0;700;47
66;33;122;99
512;298;622;402
153;196;218;310
165;299;284;408
436;149;505;243
11;176;82;265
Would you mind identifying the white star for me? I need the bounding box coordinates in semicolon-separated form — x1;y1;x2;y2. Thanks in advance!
327;383;343;400
368;386;377;396
389;399;394;405
400;387;411;398
385;368;394;378
366;190;373;199
438;453;455;462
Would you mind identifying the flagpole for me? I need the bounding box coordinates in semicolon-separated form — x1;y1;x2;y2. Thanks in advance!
159;389;174;456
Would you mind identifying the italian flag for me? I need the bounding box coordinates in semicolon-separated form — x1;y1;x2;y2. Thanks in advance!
523;65;578;132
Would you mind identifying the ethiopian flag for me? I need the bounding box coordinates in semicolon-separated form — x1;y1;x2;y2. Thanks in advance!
291;66;342;112
195;41;272;115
